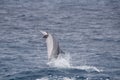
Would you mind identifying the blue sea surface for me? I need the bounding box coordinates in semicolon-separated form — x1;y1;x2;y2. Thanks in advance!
0;0;120;80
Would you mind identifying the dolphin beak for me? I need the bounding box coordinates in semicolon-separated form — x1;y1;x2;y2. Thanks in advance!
40;30;48;38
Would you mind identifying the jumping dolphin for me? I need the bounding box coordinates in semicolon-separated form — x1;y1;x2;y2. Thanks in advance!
41;31;64;61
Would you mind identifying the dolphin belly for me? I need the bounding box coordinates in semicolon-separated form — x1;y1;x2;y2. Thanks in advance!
40;31;64;61
46;33;59;60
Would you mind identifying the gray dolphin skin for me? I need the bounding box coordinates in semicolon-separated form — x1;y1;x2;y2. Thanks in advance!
41;31;64;61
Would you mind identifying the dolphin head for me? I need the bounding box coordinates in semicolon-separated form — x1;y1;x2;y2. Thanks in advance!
40;31;48;38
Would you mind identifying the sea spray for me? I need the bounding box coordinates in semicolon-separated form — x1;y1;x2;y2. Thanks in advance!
47;53;102;72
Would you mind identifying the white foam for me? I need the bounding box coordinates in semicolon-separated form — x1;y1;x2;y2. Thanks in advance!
36;77;75;80
36;77;48;80
63;77;75;80
71;65;102;72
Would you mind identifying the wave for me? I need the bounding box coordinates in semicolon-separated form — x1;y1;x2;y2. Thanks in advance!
3;53;104;80
36;77;75;80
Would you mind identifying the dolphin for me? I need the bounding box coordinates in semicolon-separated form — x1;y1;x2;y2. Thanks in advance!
41;31;64;61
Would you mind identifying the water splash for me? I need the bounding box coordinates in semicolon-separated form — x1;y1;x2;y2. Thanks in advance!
47;53;102;72
47;53;71;68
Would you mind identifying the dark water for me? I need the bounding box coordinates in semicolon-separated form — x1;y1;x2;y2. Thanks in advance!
0;0;120;80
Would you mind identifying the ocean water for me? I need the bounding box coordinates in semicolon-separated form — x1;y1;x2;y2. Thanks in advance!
0;0;120;80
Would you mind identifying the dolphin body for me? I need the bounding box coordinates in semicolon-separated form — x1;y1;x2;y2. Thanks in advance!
41;31;64;61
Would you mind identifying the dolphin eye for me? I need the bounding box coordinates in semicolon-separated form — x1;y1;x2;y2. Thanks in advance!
43;35;48;38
